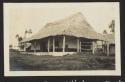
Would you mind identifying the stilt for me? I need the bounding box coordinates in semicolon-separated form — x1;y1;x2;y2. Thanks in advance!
63;35;65;52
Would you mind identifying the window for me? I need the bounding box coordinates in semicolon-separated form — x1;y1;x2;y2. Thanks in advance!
81;41;92;52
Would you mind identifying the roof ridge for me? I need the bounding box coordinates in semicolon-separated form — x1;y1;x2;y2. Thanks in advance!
45;12;85;25
46;12;95;32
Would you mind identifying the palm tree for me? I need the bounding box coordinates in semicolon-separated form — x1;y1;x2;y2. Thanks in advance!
24;29;32;38
16;34;23;50
16;34;22;42
109;20;115;33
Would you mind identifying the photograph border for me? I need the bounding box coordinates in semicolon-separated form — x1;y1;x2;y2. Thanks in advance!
4;2;121;76
1;0;125;82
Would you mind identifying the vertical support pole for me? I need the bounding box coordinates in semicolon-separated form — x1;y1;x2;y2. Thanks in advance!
104;41;106;54
79;40;81;52
34;41;36;53
77;38;79;52
102;40;103;46
63;35;65;52
107;41;109;56
24;43;26;51
48;38;50;52
92;41;95;54
102;40;104;53
53;37;55;52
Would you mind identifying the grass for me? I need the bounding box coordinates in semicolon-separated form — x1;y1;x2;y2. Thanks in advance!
10;49;115;71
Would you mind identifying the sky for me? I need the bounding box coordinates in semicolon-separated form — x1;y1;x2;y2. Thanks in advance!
4;3;119;47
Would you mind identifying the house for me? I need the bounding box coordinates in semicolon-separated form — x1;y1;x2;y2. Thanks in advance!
21;12;113;56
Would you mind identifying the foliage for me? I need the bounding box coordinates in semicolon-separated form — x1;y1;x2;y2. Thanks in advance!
103;29;108;34
102;20;115;34
24;29;32;38
109;20;115;33
15;34;23;42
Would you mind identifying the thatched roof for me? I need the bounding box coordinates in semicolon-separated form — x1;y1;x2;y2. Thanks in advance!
21;12;105;42
104;33;115;44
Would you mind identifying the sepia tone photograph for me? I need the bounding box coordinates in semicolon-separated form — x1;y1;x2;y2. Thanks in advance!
4;2;121;76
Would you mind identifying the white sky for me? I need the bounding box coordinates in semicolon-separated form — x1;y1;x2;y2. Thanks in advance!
4;3;119;46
